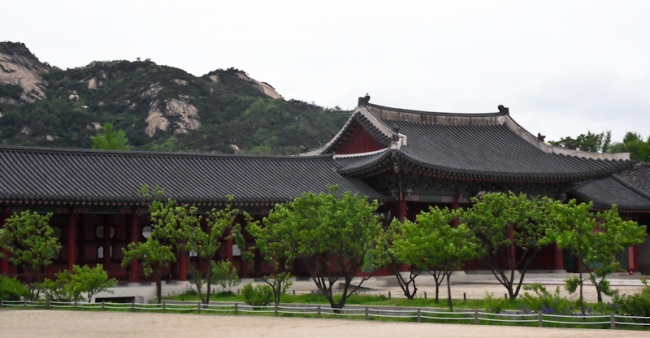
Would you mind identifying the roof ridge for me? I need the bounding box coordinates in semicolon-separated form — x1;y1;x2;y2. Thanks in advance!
612;174;650;202
363;100;630;162
366;102;504;117
0;145;336;160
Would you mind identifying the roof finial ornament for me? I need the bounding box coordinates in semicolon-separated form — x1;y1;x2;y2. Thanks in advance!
497;105;509;115
391;125;400;142
358;93;371;106
537;133;546;142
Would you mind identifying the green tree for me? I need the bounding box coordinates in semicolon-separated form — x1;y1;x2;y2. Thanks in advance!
549;201;646;313
122;238;175;304
609;132;650;162
549;130;611;153
210;260;240;293
142;187;243;304
245;212;296;306
42;264;117;302
377;219;422;300
460;193;556;300
394;207;478;310
91;122;131;150
261;185;384;309
0;211;61;300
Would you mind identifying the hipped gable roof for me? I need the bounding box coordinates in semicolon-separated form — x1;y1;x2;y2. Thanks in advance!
325;101;634;182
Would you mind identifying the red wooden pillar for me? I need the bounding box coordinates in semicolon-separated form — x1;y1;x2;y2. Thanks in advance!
178;250;187;281
450;201;460;227
397;201;408;221
103;215;111;271
67;209;78;271
553;243;564;271
129;213;139;283
628;246;638;273
1;209;9;275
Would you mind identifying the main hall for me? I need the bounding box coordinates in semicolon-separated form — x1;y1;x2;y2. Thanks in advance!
1;97;649;281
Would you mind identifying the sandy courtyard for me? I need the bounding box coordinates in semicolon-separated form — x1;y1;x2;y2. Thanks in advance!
0;310;646;338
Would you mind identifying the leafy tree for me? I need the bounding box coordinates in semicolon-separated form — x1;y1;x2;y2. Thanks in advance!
460;193;556;300
549;130;611;153
243;212;297;306
210;260;240;293
41;264;117;302
245;216;296;306
142;186;243;304
261;185;384;309
91;122;131;150
394;207;478;310
0;211;61;299
121;237;176;304
609;132;650;162
377;219;421;300
549;201;646;313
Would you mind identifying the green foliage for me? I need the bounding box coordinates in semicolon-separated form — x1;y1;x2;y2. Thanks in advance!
41;265;117;302
121;238;176;304
0;43;350;154
259;185;384;309
520;283;576;314
0;84;24;101
393;207;478;310
140;185;244;304
377;219;421;300
609;132;650;162
614;278;650;320
91;122;130;150
551;130;650;161
461;192;556;300
0;211;61;300
548;200;646;313
0;275;28;300
483;292;507;313
549;130;612;153
210;260;239;292
241;283;274;307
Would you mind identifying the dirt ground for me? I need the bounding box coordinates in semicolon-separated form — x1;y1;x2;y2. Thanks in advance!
0;310;647;338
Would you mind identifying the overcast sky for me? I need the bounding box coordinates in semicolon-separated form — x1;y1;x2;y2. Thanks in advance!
3;0;649;142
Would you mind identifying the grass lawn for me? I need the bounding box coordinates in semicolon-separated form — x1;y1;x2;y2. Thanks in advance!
165;290;530;311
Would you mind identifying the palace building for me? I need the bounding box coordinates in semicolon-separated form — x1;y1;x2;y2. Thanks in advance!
1;97;649;282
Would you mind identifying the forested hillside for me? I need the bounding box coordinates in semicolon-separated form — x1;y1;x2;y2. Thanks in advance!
0;42;350;154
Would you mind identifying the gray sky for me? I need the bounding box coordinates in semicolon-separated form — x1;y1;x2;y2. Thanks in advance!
3;0;650;142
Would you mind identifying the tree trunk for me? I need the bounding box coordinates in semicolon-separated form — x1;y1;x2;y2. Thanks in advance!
155;265;162;304
579;268;585;315
446;271;453;311
206;267;212;305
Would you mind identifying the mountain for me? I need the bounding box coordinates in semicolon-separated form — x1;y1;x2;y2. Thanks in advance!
0;42;350;154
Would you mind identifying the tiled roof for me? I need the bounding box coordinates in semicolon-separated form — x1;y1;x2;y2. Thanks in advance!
570;174;650;212
332;102;634;182
0;146;384;205
617;163;650;194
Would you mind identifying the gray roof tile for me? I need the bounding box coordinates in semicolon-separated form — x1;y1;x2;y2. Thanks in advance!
0;146;384;204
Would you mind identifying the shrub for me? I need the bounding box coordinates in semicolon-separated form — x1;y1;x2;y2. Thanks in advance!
241;283;273;307
40;265;117;302
520;283;576;314
211;260;239;292
614;278;650;321
0;275;28;300
483;292;507;313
